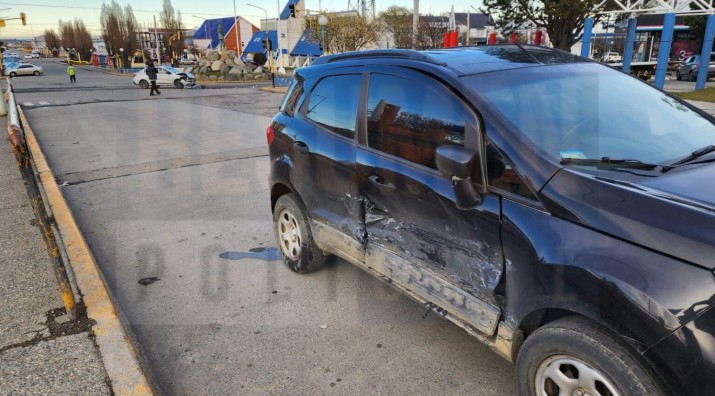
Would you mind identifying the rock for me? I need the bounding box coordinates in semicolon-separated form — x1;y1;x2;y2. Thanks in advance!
207;51;220;61
228;50;237;59
198;74;208;81
233;59;245;68
254;74;263;80
225;58;235;67
184;67;193;74
199;59;210;67
228;66;241;75
226;74;238;81
218;76;225;81
209;75;218;81
253;66;263;74
243;66;254;74
197;66;206;74
220;65;230;74
211;60;224;71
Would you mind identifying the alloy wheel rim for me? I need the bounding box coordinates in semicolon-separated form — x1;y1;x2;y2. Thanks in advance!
277;209;302;261
535;355;619;396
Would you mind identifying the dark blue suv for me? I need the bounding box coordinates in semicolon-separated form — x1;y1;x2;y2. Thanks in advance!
268;45;715;396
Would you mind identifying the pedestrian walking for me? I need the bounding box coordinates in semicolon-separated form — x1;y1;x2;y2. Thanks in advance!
67;63;76;83
145;60;160;96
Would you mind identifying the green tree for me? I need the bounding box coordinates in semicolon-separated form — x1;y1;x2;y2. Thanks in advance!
481;0;613;50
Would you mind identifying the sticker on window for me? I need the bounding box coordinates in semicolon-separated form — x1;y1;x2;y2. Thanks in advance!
560;150;587;159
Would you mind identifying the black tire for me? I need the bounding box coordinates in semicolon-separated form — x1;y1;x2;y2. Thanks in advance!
273;194;326;274
516;316;667;396
33;71;40;76
689;71;696;82
9;72;16;77
139;80;149;89
174;79;184;89
676;71;682;81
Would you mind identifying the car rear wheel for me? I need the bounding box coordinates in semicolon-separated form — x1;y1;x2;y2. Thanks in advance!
33;71;40;76
516;316;667;396
689;71;697;82
9;72;16;77
676;71;682;81
273;194;326;274
174;79;184;89
139;80;149;89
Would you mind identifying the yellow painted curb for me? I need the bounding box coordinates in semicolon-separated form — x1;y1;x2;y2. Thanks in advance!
18;108;155;396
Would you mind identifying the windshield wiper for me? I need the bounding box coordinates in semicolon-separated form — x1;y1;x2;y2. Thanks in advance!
561;157;659;170
661;145;715;172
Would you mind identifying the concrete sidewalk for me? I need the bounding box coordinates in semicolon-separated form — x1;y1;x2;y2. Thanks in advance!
0;133;112;393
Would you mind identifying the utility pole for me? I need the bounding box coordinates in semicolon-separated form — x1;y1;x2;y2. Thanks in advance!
154;15;160;63
412;0;419;49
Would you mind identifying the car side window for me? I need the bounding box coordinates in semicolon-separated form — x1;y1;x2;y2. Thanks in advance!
366;73;470;170
280;79;303;116
304;74;362;139
485;140;538;201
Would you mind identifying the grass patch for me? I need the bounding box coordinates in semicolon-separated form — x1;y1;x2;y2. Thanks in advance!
672;87;715;103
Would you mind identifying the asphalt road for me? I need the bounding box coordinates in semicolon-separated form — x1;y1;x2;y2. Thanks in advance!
14;59;517;395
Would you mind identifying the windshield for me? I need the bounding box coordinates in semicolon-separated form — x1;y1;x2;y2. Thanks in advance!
466;64;715;164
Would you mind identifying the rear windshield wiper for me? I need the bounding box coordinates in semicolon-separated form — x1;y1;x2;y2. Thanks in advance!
661;145;715;172
561;157;659;170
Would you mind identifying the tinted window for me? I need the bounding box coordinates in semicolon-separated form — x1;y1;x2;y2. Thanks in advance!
280;79;303;116
305;74;362;139
485;140;537;200
367;74;469;169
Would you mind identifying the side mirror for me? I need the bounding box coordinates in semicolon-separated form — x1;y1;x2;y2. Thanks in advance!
436;145;482;210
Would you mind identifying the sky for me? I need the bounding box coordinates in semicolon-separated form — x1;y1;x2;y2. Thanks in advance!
0;0;485;39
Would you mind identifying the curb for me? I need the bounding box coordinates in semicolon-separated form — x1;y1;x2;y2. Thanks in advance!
18;108;155;396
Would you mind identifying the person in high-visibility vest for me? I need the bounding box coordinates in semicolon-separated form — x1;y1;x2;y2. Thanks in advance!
67;63;76;83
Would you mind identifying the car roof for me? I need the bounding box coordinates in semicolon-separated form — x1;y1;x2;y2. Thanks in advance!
309;44;591;76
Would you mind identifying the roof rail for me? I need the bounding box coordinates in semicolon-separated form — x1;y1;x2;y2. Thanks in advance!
311;49;447;66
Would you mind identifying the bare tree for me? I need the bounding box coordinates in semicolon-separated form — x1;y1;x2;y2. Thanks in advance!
417;15;449;49
379;6;413;49
161;0;185;65
44;29;61;53
305;13;380;54
101;1;138;66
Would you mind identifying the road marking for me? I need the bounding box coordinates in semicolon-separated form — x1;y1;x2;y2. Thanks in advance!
23;102;34;107
38;101;50;106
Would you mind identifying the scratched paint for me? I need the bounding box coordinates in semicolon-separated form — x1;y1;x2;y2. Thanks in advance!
219;247;281;261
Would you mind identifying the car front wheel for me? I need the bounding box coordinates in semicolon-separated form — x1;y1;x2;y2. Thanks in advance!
174;79;184;89
139;80;149;89
273;194;326;274
516;316;667;396
9;72;16;77
33;71;40;76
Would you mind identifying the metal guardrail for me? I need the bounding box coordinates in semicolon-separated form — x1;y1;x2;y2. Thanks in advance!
4;78;78;320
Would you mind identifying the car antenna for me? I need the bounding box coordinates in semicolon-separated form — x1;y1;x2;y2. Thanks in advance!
514;42;543;64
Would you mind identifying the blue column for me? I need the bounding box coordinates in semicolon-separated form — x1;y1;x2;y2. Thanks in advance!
622;18;638;73
581;17;594;58
654;13;676;89
695;14;715;90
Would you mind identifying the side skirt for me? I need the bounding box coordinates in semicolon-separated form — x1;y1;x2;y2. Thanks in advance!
312;220;519;362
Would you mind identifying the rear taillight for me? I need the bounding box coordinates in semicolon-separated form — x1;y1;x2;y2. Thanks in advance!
266;125;275;145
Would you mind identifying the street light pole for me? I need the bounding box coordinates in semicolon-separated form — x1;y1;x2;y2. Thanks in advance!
232;0;240;55
319;15;328;55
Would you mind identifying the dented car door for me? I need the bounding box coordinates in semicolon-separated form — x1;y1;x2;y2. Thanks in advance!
356;70;503;334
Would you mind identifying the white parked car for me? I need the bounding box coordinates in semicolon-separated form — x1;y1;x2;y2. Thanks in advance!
8;63;43;77
132;66;195;89
601;52;623;63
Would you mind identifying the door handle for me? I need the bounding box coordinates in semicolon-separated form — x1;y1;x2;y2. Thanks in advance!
369;175;396;191
293;141;309;154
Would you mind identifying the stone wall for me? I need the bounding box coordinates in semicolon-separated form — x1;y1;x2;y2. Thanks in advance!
183;50;272;82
